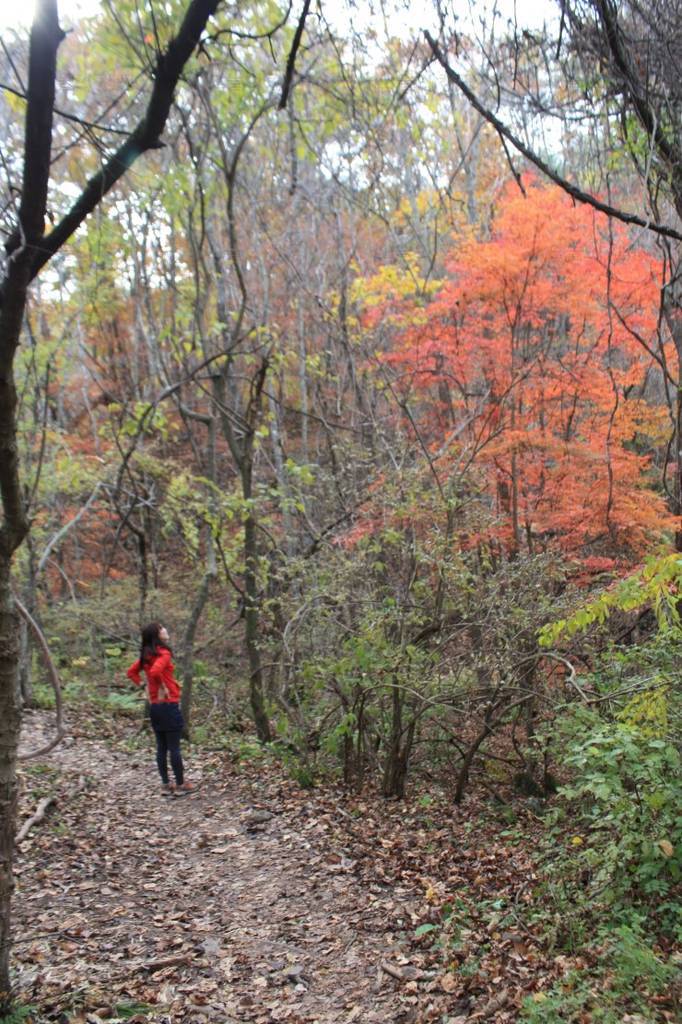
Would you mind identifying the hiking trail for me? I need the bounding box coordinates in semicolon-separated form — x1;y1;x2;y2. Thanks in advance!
15;710;428;1024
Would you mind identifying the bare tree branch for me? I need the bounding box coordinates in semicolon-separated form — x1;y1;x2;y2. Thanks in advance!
15;595;66;760
36;482;103;576
0;82;132;137
278;0;311;109
0;0;62;558
423;30;682;244
1;0;222;293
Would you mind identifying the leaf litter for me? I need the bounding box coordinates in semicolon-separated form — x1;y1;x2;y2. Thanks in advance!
13;709;668;1023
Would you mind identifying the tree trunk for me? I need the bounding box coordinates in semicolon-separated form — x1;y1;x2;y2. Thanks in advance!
180;418;218;737
382;680;416;800
179;568;215;737
0;1;223;1007
268;392;296;557
382;720;415;800
244;511;271;743
453;720;494;805
212;360;272;744
0;559;21;1008
0;1;61;1004
661;274;682;549
509;394;521;552
18;539;39;707
18;615;34;709
672;328;682;551
297;303;309;463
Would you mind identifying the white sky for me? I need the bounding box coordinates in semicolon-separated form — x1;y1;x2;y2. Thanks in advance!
0;0;556;36
0;0;99;32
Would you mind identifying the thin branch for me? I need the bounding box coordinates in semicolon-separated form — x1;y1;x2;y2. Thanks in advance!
36;482;103;576
1;0;222;293
538;651;587;702
15;795;56;843
0;38;26;93
0;82;132;136
206;0;292;45
278;0;311;109
15;595;66;760
423;32;682;244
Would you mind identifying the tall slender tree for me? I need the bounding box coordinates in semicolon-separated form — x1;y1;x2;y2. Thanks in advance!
0;0;223;1005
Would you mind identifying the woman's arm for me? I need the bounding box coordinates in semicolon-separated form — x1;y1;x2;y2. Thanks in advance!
127;659;142;685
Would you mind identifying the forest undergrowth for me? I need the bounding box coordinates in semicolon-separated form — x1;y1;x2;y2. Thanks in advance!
10;655;681;1024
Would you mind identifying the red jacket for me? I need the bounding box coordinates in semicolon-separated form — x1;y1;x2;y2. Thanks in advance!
127;646;181;704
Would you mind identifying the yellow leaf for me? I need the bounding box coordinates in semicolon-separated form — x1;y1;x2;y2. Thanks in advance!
570;836;584;846
658;840;674;858
532;992;548;1003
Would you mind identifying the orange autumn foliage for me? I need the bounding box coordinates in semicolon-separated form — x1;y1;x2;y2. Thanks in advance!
375;178;675;559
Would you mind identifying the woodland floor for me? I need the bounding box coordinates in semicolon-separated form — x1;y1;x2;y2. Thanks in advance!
12;709;665;1024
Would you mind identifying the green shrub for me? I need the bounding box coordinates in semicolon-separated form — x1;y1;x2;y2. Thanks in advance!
555;706;681;914
0;1005;35;1024
527;589;682;1021
520;923;676;1023
104;691;140;716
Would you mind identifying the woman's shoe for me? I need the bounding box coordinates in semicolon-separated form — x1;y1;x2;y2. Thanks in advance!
161;782;176;796
173;781;194;797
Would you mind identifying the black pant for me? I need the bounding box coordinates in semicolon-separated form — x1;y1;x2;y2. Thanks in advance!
150;702;184;785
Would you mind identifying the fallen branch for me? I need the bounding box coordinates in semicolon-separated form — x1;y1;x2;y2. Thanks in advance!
89;952;196;985
471;987;510;1020
15;595;66;760
16;795;56;843
380;961;404;981
141;954;195;974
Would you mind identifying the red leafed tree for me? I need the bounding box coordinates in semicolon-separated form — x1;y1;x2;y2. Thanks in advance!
380;178;675;560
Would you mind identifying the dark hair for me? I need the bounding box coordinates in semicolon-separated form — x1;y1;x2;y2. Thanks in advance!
140;622;169;665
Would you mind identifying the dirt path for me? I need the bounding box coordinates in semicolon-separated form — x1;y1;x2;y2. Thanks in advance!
14;711;423;1024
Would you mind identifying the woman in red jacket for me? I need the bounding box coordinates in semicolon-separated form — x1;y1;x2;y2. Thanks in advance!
127;622;192;796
